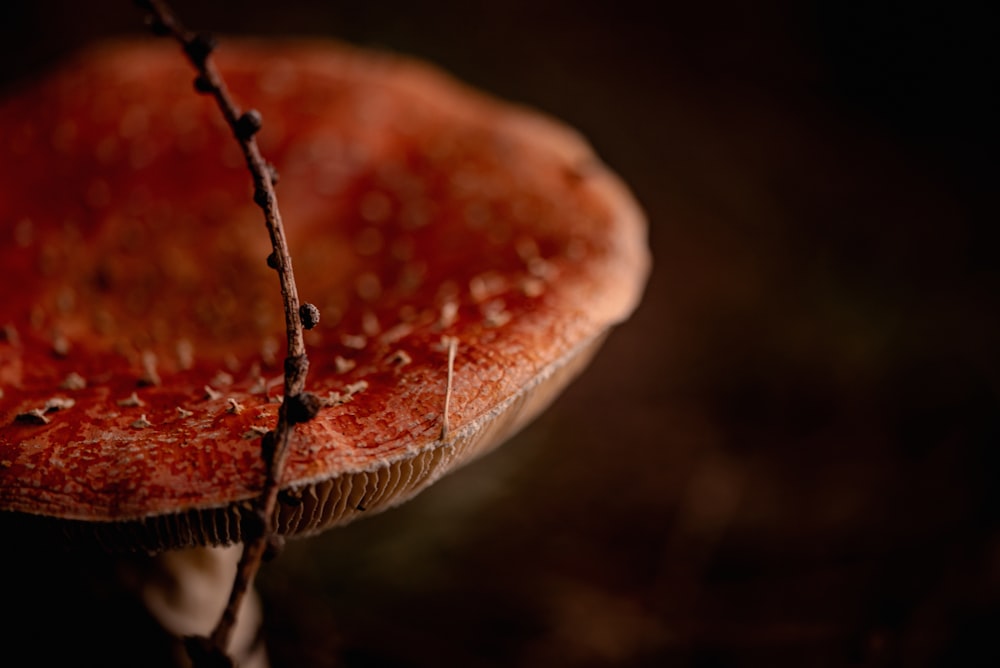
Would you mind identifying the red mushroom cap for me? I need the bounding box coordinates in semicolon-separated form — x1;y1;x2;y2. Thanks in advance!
0;39;649;551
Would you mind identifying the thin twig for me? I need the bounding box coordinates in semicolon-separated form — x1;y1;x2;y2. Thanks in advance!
134;1;319;663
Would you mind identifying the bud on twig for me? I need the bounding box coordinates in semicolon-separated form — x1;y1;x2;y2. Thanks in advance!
286;392;321;425
184;32;217;64
193;74;214;94
235;110;263;140
299;303;321;330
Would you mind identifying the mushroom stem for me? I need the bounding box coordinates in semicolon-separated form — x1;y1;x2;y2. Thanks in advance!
122;545;269;668
138;0;314;661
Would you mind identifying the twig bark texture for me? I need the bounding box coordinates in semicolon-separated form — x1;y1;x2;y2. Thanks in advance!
134;1;320;664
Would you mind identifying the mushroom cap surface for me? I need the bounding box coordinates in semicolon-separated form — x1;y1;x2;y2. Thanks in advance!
0;39;649;551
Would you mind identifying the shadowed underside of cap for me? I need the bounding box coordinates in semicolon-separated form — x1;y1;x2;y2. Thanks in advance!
0;39;649;552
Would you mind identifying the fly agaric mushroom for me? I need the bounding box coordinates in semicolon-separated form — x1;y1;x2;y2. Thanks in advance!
0;38;649;663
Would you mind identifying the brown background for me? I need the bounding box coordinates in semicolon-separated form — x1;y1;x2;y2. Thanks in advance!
2;1;997;666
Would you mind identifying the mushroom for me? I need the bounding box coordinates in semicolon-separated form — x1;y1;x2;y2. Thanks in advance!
0;38;649;664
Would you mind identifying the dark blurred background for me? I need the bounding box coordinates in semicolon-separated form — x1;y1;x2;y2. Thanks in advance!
2;1;998;666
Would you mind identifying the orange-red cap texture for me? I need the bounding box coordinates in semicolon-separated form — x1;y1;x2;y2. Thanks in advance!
0;39;649;551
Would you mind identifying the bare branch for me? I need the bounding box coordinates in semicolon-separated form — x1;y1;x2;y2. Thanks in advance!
135;1;320;663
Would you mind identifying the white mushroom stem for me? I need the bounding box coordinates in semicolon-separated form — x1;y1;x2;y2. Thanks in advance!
119;545;268;668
